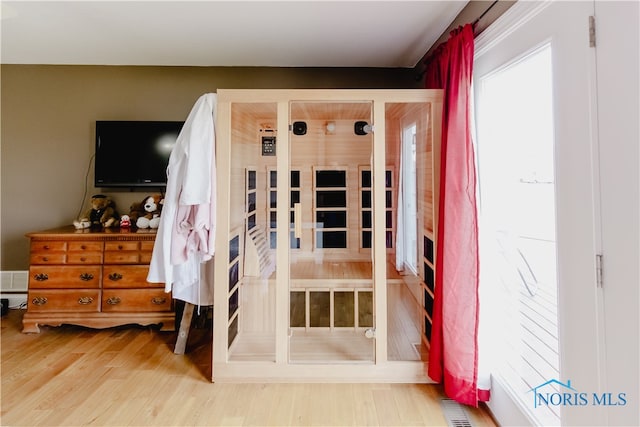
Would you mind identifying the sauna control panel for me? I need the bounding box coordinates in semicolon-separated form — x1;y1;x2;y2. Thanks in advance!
260;125;277;156
261;136;276;156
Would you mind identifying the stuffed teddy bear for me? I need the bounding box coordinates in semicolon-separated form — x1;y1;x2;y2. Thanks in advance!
130;194;163;229
128;201;145;225
73;195;120;229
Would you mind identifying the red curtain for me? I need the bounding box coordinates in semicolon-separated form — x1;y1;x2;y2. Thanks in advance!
424;24;489;406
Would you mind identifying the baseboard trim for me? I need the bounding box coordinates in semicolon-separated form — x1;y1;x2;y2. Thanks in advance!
0;294;27;308
486;375;535;427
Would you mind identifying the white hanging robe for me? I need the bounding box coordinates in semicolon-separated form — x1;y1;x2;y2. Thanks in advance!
147;93;217;306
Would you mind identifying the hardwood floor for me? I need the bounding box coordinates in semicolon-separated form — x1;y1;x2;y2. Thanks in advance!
1;309;496;426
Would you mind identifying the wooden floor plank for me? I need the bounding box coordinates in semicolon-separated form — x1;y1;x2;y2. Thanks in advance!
266;383;297;426
372;385;405;426
351;383;380;426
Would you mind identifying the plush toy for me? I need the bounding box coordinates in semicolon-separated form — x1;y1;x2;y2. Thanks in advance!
119;214;131;228
128;201;145;225
73;195;120;229
130;194;163;229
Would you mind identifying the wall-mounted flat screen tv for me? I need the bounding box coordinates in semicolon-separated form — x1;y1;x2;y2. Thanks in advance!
95;120;183;188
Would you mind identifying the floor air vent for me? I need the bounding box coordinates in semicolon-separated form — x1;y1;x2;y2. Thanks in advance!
440;398;474;427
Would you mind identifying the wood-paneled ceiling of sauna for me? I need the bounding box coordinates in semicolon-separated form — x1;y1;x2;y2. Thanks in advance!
291;102;372;121
232;101;431;124
232;102;372;121
385;102;430;119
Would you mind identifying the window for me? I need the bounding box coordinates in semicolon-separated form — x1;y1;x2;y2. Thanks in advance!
477;43;560;426
314;169;347;249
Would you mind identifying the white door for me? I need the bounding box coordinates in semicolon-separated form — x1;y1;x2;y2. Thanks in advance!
592;2;639;426
474;2;606;425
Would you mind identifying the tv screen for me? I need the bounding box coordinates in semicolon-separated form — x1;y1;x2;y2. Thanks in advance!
95;121;183;188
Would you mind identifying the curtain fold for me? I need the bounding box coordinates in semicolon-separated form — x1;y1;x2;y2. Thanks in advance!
424;24;489;407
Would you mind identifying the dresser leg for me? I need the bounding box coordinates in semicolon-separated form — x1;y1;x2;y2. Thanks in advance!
21;317;40;334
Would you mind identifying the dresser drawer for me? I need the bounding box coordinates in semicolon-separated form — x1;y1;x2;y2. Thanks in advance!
140;241;155;252
27;289;100;312
30;253;66;264
102;289;172;312
102;265;161;289
66;253;103;264
104;252;141;264
31;241;67;252
140;252;153;264
68;241;104;252
29;266;101;289
105;241;140;251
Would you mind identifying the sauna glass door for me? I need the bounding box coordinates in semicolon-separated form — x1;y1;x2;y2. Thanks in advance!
224;102;278;362
288;101;375;363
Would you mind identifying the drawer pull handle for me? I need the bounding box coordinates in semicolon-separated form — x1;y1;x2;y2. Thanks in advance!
151;297;167;305
107;296;122;305
80;257;87;262
32;296;48;306
78;296;93;305
34;273;49;281
79;273;94;281
42;257;49;262
43;245;50;250
81;245;86;250
118;245;123;250
108;273;123;281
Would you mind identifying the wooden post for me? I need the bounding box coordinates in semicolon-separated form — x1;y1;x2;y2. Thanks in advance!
173;303;195;355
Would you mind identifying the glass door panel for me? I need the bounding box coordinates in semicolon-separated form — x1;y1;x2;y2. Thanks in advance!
385;102;432;362
226;102;278;362
288;101;374;363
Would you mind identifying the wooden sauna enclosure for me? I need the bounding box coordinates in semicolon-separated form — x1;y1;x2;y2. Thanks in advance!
213;89;442;382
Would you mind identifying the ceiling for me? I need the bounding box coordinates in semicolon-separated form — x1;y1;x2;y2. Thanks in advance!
0;1;467;68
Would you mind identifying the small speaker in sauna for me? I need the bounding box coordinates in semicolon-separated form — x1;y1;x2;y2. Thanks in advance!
354;121;373;135
292;121;307;135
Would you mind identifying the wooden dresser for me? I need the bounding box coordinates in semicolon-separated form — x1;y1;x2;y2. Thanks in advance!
22;226;175;333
